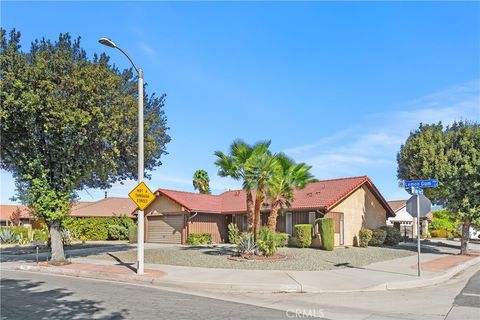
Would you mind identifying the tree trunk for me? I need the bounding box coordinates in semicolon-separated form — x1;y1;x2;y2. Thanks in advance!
254;190;264;240
246;191;254;232
267;205;279;233
460;219;470;255
49;219;66;263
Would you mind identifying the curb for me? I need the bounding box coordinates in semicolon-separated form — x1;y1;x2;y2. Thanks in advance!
18;256;480;294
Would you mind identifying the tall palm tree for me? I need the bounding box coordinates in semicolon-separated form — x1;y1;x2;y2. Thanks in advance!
193;169;211;194
214;139;271;233
266;153;317;232
245;148;278;238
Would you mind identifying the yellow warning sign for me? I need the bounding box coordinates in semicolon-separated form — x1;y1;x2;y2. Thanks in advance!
128;181;155;211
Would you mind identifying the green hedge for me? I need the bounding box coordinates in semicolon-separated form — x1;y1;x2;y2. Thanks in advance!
358;228;372;247
128;225;137;243
187;233;212;245
369;229;387;246
295;224;312;248
316;218;334;251
380;226;402;245
273;233;289;247
431;229;449;238
108;225;129;240
61;216;135;241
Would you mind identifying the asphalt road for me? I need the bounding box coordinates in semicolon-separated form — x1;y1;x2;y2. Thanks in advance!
0;270;300;320
446;270;480;319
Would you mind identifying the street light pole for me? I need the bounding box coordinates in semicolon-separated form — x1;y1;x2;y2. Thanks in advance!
98;37;144;274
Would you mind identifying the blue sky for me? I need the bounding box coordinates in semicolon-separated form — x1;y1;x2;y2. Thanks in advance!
1;1;479;204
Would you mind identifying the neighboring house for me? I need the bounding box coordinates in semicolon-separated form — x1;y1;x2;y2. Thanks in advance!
0;197;137;226
69;197;137;218
0;205;32;226
139;176;394;246
387;200;432;238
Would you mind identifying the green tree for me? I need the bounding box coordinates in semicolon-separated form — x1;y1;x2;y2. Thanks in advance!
192;170;211;194
214;139;271;234
397;121;479;254
266;154;316;232
0;29;170;262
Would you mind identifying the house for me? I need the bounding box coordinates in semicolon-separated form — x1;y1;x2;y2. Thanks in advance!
0;197;136;226
140;176;394;246
0;205;33;226
387;200;432;238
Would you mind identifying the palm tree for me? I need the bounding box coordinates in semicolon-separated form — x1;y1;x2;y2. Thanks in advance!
245;147;278;238
193;170;211;194
214;139;271;233
266;153;317;232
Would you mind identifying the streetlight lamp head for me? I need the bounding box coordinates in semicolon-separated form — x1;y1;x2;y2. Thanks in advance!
98;37;116;48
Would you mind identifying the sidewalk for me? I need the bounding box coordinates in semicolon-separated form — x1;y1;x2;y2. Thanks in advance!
16;250;480;293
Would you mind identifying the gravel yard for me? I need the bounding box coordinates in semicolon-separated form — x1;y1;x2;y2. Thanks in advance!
88;245;416;271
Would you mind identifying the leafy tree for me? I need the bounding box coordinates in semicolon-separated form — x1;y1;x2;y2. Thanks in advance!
429;209;460;235
397;121;479;254
0;29;170;262
192;169;211;194
266;154;316;232
214;139;271;234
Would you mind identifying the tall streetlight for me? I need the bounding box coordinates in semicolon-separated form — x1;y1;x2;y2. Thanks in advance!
99;37;145;274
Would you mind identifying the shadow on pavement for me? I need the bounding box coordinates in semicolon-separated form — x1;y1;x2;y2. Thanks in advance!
180;245;235;256
0;244;134;263
107;253;137;272
0;278;129;320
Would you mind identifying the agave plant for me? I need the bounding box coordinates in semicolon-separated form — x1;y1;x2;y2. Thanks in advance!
236;232;257;256
0;229;22;244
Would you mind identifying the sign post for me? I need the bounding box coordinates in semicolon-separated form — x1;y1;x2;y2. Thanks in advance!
128;181;156;274
404;179;438;277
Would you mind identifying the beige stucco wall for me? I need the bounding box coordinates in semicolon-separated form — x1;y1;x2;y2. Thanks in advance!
145;195;185;216
330;185;387;246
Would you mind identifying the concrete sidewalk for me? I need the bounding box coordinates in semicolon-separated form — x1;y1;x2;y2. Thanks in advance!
15;250;480;294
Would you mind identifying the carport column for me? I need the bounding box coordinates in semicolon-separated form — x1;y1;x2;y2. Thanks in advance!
137;68;145;275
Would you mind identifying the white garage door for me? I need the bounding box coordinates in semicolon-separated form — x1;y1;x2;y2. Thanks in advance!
147;215;184;244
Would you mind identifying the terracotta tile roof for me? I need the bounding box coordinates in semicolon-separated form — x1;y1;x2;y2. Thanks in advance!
157;189;222;213
0;205;32;221
154;176;394;217
388;200;407;213
69;198;137;217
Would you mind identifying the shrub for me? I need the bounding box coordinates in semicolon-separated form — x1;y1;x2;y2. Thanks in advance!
108;225;129;240
228;223;240;244
236;232;256;255
187;233;212;245
62;216;136;241
358;228;372;247
380;226;402;245
0;229;22;244
273;233;289;247
431;229;449;238
316;218;334;251
429;210;459;236
128;225;137;243
257;227;277;256
295;224;312;248
61;229;74;245
0;226;30;244
33;229;49;242
369;229;387;246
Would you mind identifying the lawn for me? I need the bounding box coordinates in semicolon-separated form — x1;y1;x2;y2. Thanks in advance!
88;245;416;271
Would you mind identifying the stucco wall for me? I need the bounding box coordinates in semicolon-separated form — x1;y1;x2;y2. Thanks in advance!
330;185;387;246
145;195;185;216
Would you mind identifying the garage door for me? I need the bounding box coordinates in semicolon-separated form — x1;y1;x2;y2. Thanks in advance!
147;215;184;244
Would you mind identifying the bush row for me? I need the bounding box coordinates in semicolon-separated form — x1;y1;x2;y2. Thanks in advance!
358;226;401;247
187;233;212;245
62;216;136;241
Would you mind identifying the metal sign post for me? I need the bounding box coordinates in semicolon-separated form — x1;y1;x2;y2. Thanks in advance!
403;179;438;277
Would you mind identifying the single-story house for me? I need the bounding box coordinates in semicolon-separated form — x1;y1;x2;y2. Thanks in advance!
0;205;33;226
140;175;394;246
0;197;136;226
386;200;432;238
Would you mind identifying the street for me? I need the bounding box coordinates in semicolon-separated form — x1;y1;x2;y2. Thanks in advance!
1;266;479;320
0;270;293;320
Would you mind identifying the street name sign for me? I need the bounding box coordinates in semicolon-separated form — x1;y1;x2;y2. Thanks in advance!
128;181;155;211
406;194;431;218
404;179;438;189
